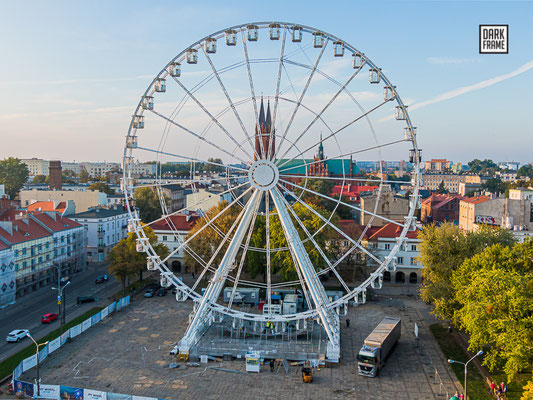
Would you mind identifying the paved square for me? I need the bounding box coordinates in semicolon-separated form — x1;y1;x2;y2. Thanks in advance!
21;294;461;399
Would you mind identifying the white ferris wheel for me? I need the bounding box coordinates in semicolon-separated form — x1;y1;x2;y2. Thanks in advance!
122;22;422;362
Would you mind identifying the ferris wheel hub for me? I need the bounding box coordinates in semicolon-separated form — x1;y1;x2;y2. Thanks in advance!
248;160;279;191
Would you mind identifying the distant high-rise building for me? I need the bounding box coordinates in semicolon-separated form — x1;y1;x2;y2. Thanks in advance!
49;160;62;190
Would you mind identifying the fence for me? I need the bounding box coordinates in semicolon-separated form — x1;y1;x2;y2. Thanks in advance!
12;296;135;399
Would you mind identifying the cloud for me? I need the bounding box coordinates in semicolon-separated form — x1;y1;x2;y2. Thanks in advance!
427;57;478;65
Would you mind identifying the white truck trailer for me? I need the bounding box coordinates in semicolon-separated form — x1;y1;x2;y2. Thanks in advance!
357;317;401;377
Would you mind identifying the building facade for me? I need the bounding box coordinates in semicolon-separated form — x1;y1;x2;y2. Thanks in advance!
70;205;129;262
80;162;121;178
420;194;464;223
0;242;15;307
20;189;108;213
424;159;451;172
160;184;186;213
359;187;409;227
21;158;50;176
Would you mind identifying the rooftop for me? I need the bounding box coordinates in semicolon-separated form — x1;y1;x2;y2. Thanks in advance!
368;222;419;240
461;195;492;205
31;212;82;232
151;213;201;232
27;200;67;213
71;205;127;219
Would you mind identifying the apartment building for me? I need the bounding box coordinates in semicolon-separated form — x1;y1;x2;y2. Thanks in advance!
0;241;15;306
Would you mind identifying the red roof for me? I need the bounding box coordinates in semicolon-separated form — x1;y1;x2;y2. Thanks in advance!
0;240;10;251
151;214;201;232
331;184;379;201
0;216;51;245
461;195;491;205
27;201;67;213
368;222;419;240
422;194;464;210
31;212;82;232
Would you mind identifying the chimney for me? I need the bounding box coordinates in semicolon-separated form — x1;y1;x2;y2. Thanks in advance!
49;160;62;190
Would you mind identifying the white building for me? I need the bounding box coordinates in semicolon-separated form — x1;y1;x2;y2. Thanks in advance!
129;162;157;177
21;158;50;176
70;205;129;262
151;213;201;272
0;241;15;307
61;162;81;175
80;162;121;178
509;188;533;201
365;222;423;284
185;188;233;214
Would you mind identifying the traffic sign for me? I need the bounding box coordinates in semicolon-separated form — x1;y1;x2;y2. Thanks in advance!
57;300;61;305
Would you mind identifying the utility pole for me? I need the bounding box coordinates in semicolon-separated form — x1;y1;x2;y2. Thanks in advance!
26;333;48;396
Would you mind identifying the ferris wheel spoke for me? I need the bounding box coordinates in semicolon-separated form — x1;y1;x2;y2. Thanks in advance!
227;194;261;309
201;47;260;161
278;191;350;293
269;26;287;161
277;138;407;174
148;110;249;165
132;175;246;191
135;145;247;173
276;37;329;159
170;76;253;161
265;190;272;313
279;173;413;187
143;181;250;228
278;177;404;228
277;182;383;266
162;186;253;263
276;63;367;162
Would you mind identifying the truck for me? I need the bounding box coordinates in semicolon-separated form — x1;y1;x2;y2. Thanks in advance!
357;317;401;377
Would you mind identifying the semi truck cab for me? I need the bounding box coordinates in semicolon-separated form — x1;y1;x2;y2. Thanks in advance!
357;346;380;377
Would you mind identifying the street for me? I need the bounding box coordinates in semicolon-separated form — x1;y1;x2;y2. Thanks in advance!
0;263;121;362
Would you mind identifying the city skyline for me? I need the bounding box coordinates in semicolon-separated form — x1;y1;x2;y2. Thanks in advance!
1;1;532;163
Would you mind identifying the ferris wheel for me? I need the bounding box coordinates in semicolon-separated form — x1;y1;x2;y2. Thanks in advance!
122;22;422;362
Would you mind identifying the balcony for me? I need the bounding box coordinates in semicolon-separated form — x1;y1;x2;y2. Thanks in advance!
97;229;105;238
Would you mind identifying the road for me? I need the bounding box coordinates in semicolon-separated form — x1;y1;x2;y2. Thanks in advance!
0;263;121;363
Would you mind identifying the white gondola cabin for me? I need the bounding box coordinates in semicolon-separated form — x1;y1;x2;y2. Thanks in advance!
247;25;258;41
186;49;198;64
369;68;381;84
142;96;154;110
371;274;383;289
404;126;416;140
225;29;237;46
155;78;166;93
136;238;148;252
168;62;181;77
384;85;396;101
395;105;407;120
409;148;422;163
269;23;281;40
132;115;144;129
313;31;325;48
333;41;344;57
205;38;217;53
291;26;303;42
126;136;138;149
352;53;364;69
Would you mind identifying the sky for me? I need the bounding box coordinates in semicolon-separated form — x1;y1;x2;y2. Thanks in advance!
0;0;532;164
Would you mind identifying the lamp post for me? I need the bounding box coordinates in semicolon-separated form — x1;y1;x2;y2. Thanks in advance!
26;332;48;396
448;350;484;399
52;280;70;335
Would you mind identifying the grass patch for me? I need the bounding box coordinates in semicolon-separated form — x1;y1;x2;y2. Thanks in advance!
0;307;103;381
430;323;490;400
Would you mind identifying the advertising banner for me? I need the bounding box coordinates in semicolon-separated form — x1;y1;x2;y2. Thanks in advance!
13;361;23;380
106;393;132;400
84;389;107;400
49;337;61;354
91;312;102;325
81;318;92;332
101;307;109;319
40;384;61;399
60;385;84;400
40;344;49;362
70;324;82;338
61;331;70;345
116;300;122;312
13;380;34;396
132;396;158;400
108;302;116;313
22;354;37;372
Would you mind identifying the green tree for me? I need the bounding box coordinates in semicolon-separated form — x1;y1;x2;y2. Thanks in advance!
204;158;224;173
451;240;533;380
89;182;115;195
517;165;533;180
108;225;168;295
437;180;448;194
0;157;29;199
79;167;89;183
482;177;505;195
32;174;47;184
134;187;163;223
418;223;515;320
468;159;500;176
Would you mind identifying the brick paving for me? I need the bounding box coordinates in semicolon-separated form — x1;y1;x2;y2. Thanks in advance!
20;293;461;399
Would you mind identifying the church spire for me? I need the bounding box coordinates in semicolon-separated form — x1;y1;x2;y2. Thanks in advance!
318;133;324;160
258;96;265;129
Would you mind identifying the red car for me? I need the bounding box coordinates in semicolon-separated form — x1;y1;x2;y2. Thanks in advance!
41;313;58;324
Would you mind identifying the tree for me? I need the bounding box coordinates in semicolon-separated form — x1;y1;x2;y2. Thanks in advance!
204;158;224;173
437;180;448;194
89;182;115;195
79;167;89;183
0;158;29;199
523;377;533;400
33;174;47;184
468;159;500;176
134;187;163;223
451;240;533;380
482;177;506;195
108;225;168;295
517;165;533;180
418;223;515;320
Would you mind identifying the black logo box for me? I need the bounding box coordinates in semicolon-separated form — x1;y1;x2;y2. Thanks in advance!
479;25;509;54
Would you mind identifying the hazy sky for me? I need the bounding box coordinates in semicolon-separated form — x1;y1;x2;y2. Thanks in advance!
0;1;532;164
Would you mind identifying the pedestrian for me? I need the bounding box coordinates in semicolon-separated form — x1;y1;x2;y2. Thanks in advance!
191;271;195;279
490;381;496;395
346;318;350;328
501;382;507;396
270;359;275;372
459;393;464;400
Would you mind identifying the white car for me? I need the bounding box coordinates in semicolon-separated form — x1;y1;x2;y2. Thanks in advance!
6;329;29;342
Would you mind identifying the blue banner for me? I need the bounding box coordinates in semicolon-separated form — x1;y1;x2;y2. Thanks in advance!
13;380;34;396
39;343;49;362
13;361;23;380
60;385;84;399
91;311;102;325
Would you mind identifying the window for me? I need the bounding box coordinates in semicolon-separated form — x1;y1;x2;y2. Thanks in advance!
38;256;42;263
397;257;403;264
411;245;417;252
410;257;417;265
163;236;168;242
23;261;27;268
384;243;391;250
343;241;348;247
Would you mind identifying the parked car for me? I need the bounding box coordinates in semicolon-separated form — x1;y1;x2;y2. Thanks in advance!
77;296;96;304
95;275;108;284
6;329;29;342
157;288;167;297
41;313;59;324
144;289;155;298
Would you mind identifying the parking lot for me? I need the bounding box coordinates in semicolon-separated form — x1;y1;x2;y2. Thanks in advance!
20;292;461;399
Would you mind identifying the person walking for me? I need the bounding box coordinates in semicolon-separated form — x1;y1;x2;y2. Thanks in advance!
346;318;350;328
490;381;496;395
270;359;275;372
501;382;507;397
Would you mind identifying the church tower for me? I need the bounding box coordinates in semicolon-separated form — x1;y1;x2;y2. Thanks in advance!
254;98;275;160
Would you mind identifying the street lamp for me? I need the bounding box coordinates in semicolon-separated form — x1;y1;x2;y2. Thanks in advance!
448;350;484;399
26;332;48;396
52;281;70;335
